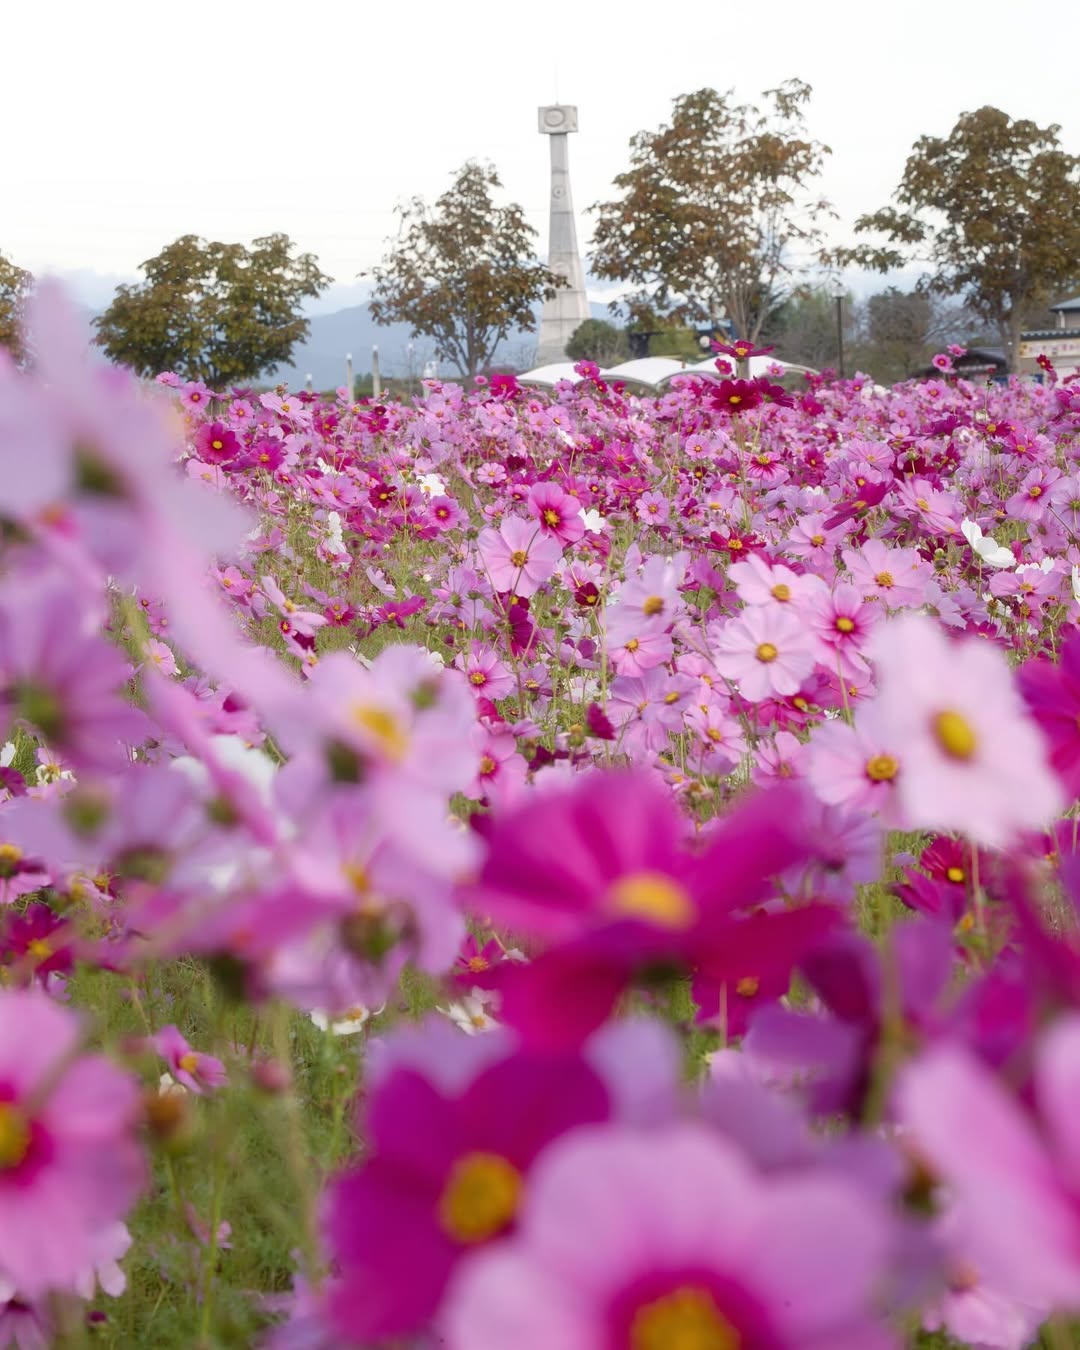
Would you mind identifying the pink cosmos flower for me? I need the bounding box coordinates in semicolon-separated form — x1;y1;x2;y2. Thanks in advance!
476;517;563;597
606;626;673;677
179;379;212;410
635;490;671;526
459;644;515;702
806;583;878;680
711;606;819;701
0;577;148;772
897;1016;1080;1309
804;701;905;826
153;1026;227;1095
528;481;585;545
842;538;929;608
443;1123;894;1350
0;991;143;1299
895;478;960;536
728;554;822;608
611;553;688;632
322;1019;674;1343
920;1204;1046;1350
871;614;1061;845
0;804;51;906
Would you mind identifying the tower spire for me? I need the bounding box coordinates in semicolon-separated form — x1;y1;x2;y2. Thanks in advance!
536;105;590;366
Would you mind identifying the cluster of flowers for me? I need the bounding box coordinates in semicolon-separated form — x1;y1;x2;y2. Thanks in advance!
2;282;1080;1347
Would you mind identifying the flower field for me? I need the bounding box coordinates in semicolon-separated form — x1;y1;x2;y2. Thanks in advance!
3;286;1080;1348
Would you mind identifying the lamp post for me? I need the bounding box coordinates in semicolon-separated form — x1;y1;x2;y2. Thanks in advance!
831;280;846;380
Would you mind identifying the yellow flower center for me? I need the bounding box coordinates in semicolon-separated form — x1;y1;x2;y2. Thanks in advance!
771;584;790;601
946;865;965;883
933;710;978;760
342;862;371;897
438;1152;522;1244
469;671;487;685
631;1287;740;1350
835;616;855;633
350;704;408;761
26;939;52;960
864;754;898;783
178;1053;199;1074
642;596;664;617
915;497;930;510
0;1103;31;1169
875;571;894;588
728;395;742;405
478;755;497;776
608;872;694;929
543;508;560;526
625;638;640;652
755;643;778;663
810;534;825;546
0;843;22;878
735;976;759;998
509;550;528;568
467;955;490;973
211;439;223;451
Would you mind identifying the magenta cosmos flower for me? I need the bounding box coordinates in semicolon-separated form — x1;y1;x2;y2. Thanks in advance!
443;1122;894;1350
476;516;563;597
870;614;1061;846
711;606;818;701
460;770;827;1047
897;1015;1080;1310
0;990;143;1298
322;1018;673;1343
153;1026;227;1095
1017;629;1080;798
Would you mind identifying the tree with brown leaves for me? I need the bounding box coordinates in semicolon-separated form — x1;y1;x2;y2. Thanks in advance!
590;81;832;345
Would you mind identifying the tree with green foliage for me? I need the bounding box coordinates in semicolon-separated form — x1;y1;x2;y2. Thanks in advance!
590;81;831;344
369;161;563;382
94;234;330;386
840;107;1080;371
0;252;32;360
565;318;628;365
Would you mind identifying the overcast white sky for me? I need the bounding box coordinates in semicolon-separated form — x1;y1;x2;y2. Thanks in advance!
7;0;1080;311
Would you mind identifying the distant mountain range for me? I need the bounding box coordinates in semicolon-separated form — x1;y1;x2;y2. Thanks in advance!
269;300;611;389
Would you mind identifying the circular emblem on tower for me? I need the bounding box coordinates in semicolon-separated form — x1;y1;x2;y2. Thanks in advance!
538;105;579;134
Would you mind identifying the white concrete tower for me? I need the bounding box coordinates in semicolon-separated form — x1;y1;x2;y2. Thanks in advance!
536;105;590;365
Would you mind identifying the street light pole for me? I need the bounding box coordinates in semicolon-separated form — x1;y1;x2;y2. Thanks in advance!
831;280;846;380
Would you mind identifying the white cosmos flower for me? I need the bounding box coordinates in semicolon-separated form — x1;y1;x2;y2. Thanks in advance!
1072;565;1080;605
309;1005;380;1036
417;473;447;497
324;511;348;556
960;519;1015;569
440;990;500;1035
578;507;606;534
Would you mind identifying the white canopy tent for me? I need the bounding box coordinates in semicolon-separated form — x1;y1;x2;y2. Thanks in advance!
517;354;816;391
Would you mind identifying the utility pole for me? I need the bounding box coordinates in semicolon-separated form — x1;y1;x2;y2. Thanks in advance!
832;281;846;380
